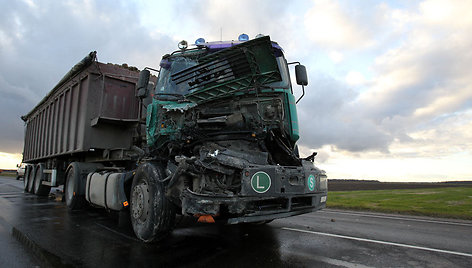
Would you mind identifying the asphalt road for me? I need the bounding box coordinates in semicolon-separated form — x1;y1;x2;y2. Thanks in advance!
0;175;471;267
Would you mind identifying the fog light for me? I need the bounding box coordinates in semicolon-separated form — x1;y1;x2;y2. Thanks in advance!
321;196;327;203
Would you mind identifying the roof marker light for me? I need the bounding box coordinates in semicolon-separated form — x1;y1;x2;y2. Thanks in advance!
178;40;188;50
255;34;265;38
238;33;249;41
195;38;206;45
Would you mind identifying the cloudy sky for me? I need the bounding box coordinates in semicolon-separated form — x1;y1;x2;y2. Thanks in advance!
1;0;471;182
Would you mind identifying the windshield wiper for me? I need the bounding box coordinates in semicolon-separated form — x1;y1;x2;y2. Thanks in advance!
154;93;193;103
155;93;183;97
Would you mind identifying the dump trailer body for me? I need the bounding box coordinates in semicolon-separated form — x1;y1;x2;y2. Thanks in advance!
22;53;141;163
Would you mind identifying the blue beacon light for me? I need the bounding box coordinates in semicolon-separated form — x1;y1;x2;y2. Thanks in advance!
238;34;249;41
195;38;206;45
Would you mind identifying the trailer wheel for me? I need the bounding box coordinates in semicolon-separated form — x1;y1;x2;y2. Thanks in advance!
65;163;87;210
130;162;176;242
24;165;31;192
33;164;51;196
27;165;36;193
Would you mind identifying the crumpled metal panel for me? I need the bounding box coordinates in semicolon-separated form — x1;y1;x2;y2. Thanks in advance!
176;36;282;104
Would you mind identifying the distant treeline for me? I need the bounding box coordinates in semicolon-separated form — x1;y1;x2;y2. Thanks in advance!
329;179;472;184
329;179;380;183
328;179;472;191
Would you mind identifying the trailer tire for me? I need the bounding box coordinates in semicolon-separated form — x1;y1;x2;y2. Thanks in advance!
24;165;32;192
130;162;176;242
27;165;36;193
33;164;51;196
65;163;87;210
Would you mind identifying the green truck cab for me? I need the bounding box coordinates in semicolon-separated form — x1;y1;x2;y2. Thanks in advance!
133;35;327;241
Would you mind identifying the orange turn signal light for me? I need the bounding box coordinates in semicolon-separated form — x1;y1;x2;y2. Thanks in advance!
197;215;215;223
123;201;129;207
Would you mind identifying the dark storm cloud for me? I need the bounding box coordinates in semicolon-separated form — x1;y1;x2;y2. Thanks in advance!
297;74;393;153
0;0;175;154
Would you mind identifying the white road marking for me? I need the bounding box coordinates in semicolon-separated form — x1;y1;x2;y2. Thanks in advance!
284;249;374;268
0;181;21;188
310;210;472;227
282;227;472;258
0;193;24;197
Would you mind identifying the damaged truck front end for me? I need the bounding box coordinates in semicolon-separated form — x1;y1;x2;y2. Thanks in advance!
180;156;328;224
140;35;327;227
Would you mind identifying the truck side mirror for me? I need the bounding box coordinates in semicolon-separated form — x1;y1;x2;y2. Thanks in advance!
295;65;308;86
136;69;150;99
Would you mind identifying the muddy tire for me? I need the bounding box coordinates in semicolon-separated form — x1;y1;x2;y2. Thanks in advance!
33;163;51;196
130;162;176;242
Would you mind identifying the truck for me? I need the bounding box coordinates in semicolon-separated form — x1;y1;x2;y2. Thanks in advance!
21;34;328;242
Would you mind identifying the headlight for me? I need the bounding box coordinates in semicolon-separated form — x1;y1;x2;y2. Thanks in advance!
319;174;328;191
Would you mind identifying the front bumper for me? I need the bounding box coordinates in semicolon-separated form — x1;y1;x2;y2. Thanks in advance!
181;162;328;223
182;190;326;224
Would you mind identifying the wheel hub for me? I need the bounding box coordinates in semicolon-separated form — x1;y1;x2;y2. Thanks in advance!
131;183;150;222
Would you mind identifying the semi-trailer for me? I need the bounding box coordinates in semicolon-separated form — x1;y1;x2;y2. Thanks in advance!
21;34;328;242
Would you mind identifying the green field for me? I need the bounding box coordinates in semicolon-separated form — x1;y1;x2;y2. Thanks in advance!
327;187;472;220
0;172;16;178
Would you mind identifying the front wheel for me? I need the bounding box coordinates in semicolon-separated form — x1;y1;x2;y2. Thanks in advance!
130;162;176;242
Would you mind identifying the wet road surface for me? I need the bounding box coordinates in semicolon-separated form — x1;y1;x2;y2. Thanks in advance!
1;176;471;267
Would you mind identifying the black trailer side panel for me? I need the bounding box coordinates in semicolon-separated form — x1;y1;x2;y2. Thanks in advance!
23;60;141;163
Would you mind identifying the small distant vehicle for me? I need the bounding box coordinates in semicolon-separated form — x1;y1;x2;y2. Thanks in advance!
16;163;26;180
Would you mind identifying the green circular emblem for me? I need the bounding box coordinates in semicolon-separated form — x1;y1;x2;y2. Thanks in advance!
307;174;315;191
251;171;271;193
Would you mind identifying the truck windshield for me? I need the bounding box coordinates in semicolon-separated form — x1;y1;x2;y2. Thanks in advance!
267;56;291;89
155;56;200;97
155;50;291;98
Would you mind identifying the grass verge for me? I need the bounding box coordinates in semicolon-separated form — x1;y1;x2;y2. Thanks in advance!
327;187;472;220
0;173;17;178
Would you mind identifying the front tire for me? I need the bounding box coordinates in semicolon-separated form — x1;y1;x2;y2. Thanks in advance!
130;162;176;242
